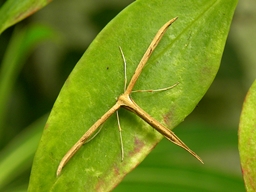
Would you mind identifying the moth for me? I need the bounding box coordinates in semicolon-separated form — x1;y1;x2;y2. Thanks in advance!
57;17;203;176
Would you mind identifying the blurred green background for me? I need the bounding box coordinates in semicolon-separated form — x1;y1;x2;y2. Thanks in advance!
0;0;255;191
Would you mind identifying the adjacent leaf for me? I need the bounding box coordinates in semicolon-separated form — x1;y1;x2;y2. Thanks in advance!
239;80;256;192
29;0;238;191
0;0;51;34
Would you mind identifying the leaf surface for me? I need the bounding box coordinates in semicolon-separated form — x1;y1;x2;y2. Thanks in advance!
0;0;51;34
29;0;238;191
239;80;256;192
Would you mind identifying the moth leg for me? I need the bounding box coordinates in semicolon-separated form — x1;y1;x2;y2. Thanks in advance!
116;110;124;161
132;82;179;93
119;46;127;92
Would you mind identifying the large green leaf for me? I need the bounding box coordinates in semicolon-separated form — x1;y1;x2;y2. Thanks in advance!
0;0;51;34
29;0;237;191
239;80;256;192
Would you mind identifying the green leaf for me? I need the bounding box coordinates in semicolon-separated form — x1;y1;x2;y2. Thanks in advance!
239;80;256;192
0;0;51;34
29;0;238;191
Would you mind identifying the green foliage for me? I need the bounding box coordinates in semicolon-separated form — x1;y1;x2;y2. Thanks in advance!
0;23;54;191
0;115;47;191
0;0;50;34
27;0;238;191
0;0;249;191
239;80;256;192
0;24;55;135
